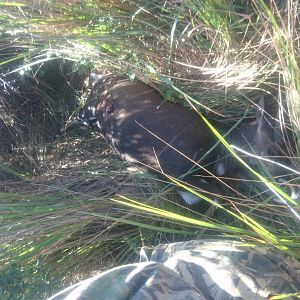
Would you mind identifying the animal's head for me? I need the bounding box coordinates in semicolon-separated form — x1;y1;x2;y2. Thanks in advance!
216;96;293;178
76;99;103;131
246;96;292;177
75;72;106;129
77;101;97;125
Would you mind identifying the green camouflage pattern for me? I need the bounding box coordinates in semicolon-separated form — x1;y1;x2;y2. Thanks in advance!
49;240;300;300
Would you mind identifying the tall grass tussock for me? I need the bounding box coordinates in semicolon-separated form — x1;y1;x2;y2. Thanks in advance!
0;0;299;298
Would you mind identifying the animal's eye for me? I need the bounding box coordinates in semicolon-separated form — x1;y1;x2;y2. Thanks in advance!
265;147;275;157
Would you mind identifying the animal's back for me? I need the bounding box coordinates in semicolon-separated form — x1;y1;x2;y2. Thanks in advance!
89;75;216;178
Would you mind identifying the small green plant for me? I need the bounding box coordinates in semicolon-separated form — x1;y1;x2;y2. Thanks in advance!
0;262;62;300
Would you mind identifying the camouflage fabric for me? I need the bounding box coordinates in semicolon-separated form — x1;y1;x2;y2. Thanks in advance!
48;240;300;300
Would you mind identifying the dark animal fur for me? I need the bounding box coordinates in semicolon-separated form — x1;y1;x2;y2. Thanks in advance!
77;73;296;205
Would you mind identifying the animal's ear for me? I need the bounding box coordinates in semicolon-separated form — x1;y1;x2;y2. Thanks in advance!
256;96;265;125
273;104;289;147
273;120;285;146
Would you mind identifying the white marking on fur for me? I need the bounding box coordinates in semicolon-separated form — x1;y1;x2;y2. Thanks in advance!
177;190;201;205
96;121;101;129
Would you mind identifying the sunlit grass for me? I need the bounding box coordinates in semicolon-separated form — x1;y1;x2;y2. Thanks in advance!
0;0;299;298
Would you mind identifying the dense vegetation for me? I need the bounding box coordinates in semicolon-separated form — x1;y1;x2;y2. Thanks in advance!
0;0;299;298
